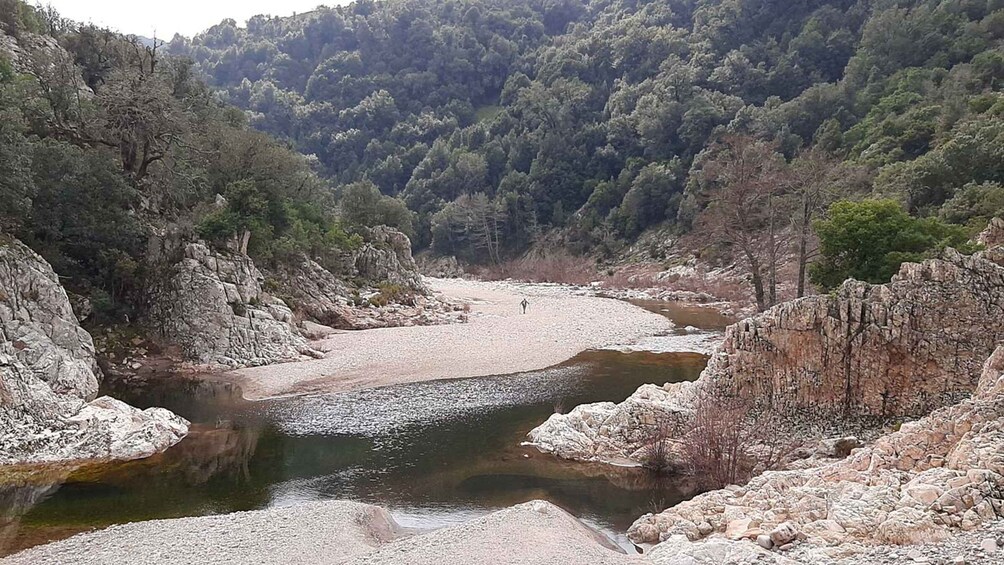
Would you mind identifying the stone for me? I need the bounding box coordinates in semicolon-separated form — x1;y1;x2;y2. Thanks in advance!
146;242;313;367
757;534;773;549
817;437;863;458
0;236;188;465
769;522;799;546
980;538;998;553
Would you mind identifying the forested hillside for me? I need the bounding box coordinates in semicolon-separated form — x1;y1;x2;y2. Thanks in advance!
172;0;1004;274
0;0;393;323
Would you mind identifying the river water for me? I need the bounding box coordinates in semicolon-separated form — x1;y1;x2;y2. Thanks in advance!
0;302;727;557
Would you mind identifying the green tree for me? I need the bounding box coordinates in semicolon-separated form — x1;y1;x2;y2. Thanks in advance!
810;199;972;290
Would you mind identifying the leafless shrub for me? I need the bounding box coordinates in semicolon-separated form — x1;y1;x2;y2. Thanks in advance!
477;252;598;285
552;399;566;415
638;422;679;475
681;391;794;489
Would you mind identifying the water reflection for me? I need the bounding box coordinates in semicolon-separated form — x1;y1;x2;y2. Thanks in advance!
1;349;709;556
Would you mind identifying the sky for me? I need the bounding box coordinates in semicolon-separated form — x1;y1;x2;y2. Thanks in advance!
41;1;349;38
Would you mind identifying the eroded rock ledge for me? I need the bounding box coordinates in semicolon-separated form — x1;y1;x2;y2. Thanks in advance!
0;237;187;466
628;346;1004;562
529;247;1004;465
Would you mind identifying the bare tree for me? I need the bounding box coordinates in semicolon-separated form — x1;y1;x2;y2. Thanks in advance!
456;193;506;265
693;135;789;312
787;149;837;298
786;150;872;297
29;34;183;183
681;390;794;489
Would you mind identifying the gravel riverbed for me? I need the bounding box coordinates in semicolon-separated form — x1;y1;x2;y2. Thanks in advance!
228;278;675;399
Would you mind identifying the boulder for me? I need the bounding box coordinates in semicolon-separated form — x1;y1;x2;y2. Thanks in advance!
526;382;700;463
627;346;1004;557
0;236;187;465
146;242;313;367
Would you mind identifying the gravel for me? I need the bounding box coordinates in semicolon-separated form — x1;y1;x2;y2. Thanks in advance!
1;500;645;565
0;500;398;565
229;278;674;400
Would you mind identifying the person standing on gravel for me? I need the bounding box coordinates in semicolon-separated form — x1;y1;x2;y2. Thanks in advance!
520;298;529;314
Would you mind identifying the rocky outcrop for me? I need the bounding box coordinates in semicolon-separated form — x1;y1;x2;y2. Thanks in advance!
529;249;1004;465
0;236;187;465
267;253;464;331
317;226;425;291
628;346;1004;562
146;242;313;367
977;217;1004;248
705;248;1004;422
352;226;425;290
527;382;699;465
416;253;466;278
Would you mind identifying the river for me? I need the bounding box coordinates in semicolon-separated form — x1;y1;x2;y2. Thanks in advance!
0;302;727;557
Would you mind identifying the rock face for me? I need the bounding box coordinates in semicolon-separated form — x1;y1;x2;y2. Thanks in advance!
352;226;426;290
628;346;1004;561
977;217;1004;248
0;236;188;465
529;249;1004;465
318;226;425;291
267;252;463;331
705;248;1004;422
147;242;312;367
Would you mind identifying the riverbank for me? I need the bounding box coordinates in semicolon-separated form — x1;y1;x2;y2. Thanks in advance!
226;278;676;400
0;500;647;565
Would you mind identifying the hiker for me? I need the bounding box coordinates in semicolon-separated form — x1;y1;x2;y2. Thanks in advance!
520;298;529;314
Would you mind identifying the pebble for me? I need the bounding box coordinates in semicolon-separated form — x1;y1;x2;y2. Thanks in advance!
980;538;998;552
756;534;772;549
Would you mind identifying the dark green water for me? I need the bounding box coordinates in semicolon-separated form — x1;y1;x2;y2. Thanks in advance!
0;305;721;557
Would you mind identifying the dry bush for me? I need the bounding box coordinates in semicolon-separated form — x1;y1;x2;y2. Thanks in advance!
478;252;598;285
637;421;680;475
552;399;566;415
681;391;794;489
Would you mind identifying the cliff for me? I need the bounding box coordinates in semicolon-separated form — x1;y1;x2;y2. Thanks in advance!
628;346;1004;561
0;237;188;465
529;246;1004;465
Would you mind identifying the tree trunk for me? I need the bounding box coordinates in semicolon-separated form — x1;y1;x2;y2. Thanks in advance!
746;251;766;312
239;230;251;255
796;193;811;298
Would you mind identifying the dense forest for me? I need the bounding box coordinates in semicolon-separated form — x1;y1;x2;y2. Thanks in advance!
0;0;395;322
170;0;1004;293
2;0;1002;315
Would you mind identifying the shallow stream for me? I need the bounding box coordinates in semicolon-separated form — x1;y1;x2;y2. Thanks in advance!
0;302;726;556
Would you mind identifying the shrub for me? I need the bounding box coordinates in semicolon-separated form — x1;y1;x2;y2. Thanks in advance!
680;391;794;489
810;199;973;290
369;283;416;307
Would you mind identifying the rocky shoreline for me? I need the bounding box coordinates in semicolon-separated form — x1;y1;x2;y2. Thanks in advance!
0;238;188;467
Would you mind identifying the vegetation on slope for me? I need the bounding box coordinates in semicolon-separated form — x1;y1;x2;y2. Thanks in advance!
0;1;387;322
171;0;1003;280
